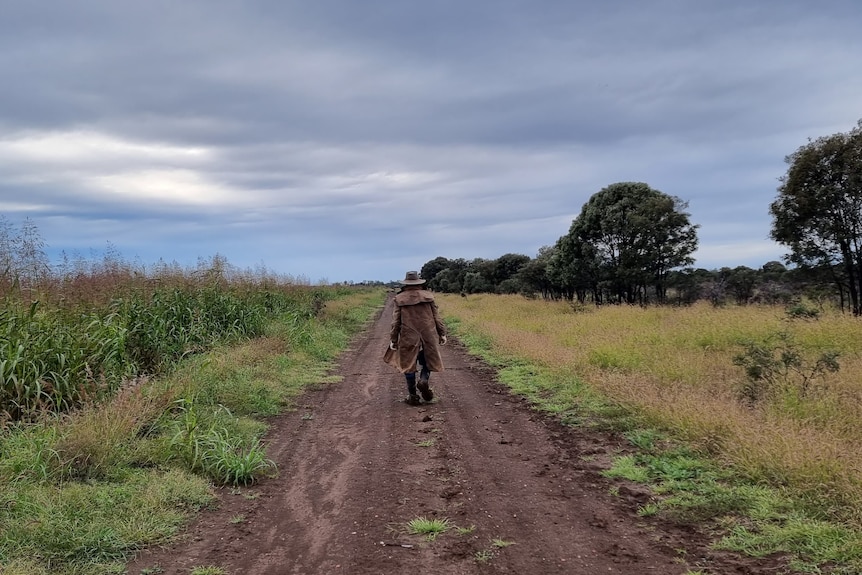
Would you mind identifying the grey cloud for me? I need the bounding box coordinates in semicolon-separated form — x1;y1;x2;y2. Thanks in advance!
2;0;862;281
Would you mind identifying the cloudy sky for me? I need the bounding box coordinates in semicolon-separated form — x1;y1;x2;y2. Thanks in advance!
1;1;860;283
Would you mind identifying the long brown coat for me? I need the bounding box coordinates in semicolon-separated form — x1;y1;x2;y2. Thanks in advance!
385;288;446;374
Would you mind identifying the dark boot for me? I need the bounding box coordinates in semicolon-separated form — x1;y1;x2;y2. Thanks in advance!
417;374;434;402
404;394;421;406
404;373;420;405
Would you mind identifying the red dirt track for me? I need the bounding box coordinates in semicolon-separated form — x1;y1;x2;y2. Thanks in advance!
126;296;786;574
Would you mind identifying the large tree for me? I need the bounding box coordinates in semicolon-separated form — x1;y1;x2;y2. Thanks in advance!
420;257;451;286
563;182;698;304
770;120;862;314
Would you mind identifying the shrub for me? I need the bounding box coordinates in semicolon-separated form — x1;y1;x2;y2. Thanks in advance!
732;332;839;405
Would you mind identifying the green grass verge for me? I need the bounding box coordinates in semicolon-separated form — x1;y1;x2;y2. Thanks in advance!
0;287;386;574
445;315;862;574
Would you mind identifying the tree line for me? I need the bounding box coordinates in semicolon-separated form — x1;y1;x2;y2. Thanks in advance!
420;120;862;313
420;249;805;308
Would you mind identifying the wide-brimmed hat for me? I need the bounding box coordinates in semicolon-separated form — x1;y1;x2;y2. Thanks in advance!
400;270;426;285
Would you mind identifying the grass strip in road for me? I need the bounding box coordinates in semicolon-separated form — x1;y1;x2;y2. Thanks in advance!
440;294;862;574
0;287;386;575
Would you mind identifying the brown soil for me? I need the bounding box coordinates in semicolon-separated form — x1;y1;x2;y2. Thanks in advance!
126;297;789;575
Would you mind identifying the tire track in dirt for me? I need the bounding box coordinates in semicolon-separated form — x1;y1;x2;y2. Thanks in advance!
127;295;785;574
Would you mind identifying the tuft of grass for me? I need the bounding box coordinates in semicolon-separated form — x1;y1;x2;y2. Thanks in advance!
603;455;651;483
54;384;174;480
491;538;515;548
406;516;451;540
717;516;862;570
0;423;62;482
162;401;275;486
414;438;436;447
474;549;494;563
190;567;227;575
0;559;52;575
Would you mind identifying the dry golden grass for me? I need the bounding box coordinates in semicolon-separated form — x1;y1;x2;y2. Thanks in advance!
440;294;862;521
56;382;176;478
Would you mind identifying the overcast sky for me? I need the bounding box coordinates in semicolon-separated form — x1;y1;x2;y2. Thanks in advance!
1;1;861;283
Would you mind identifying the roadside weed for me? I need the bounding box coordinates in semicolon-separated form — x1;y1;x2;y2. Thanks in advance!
229;514;245;524
456;524;476;535
625;428;662;451
0;559;51;575
474;549;494;563
603;455;651;483
406;516;451;540
492;538;515;548
164;401;275;486
201;433;275;486
190;567;227;575
716;516;862;570
0;424;61;481
415;438;436;447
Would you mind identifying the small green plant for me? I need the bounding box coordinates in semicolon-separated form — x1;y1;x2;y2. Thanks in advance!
456;524;476;535
603;455;651;483
491;538;514;548
406;516;451;540
190;567;227;575
625;428;662;451
202;433;275;486
474;549;494;563
229;514;245;524
140;567;164;575
733;332;839;404
415;438;436;447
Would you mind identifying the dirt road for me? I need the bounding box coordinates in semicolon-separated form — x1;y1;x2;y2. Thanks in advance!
127;296;780;574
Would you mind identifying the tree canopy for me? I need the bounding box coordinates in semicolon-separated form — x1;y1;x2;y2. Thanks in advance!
770;120;862;314
556;182;698;304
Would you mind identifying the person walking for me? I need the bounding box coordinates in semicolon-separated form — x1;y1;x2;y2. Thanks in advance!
385;271;447;405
